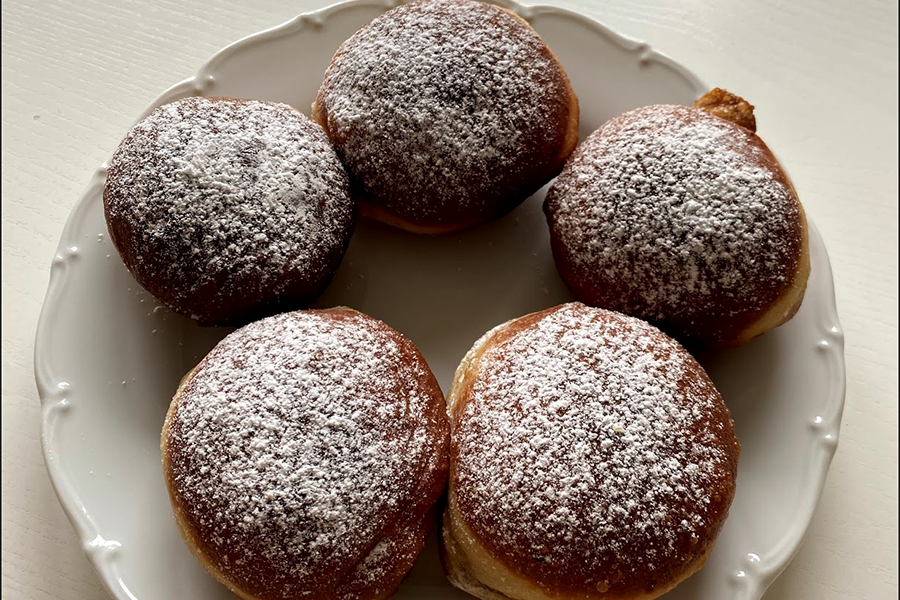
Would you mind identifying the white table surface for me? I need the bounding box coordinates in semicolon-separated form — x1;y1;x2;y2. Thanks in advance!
2;0;897;599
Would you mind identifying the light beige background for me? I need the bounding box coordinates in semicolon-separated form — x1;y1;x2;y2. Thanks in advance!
2;0;897;598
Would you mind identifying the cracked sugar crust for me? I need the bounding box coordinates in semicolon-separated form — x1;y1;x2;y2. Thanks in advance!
163;309;449;600
314;0;577;231
450;303;739;597
544;104;805;347
104;97;354;326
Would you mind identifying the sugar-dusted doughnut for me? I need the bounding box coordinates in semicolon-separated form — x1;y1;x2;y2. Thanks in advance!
104;97;355;326
544;93;809;348
442;302;739;600
162;308;449;600
314;0;579;234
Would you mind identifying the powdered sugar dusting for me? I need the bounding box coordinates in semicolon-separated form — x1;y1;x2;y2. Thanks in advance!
105;97;353;322
453;303;738;591
317;0;571;224
167;310;446;597
545;105;802;341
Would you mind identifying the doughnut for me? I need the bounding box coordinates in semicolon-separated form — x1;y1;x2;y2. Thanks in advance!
544;90;810;349
441;302;740;600
313;0;580;234
161;308;449;600
104;97;355;326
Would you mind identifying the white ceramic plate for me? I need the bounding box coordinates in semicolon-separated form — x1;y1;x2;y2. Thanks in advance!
34;1;846;599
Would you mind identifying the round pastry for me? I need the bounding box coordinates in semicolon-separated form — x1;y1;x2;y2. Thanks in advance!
104;97;355;326
543;91;810;348
442;302;740;600
313;0;580;234
162;308;449;600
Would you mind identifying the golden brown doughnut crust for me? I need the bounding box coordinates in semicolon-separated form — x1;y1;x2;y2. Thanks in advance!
313;0;579;234
162;308;449;600
693;87;757;132
442;303;740;600
544;101;810;349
